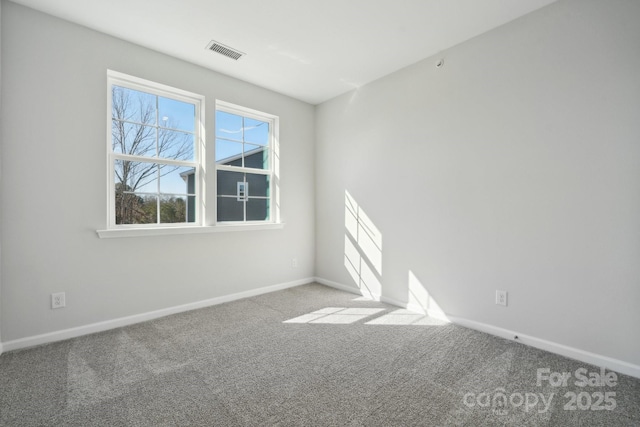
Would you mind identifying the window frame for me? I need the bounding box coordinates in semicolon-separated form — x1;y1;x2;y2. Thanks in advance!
214;100;279;225
106;70;205;230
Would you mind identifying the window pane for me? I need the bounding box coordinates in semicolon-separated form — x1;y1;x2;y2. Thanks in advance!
114;160;158;194
112;121;156;157
217;197;244;222
109;74;204;229
247;198;269;221
112;86;157;125
187;195;196;223
243;144;268;170
160;166;194;195
214;102;275;224
158;129;194;161
216;110;243;141
217;170;244;197
158;97;195;133
115;193;157;225
246;173;269;198
160;195;188;223
244;118;269;146
216;139;243;165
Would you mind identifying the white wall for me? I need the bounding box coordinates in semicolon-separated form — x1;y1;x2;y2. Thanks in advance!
0;1;315;342
2;0;638;375
316;0;640;368
0;0;3;353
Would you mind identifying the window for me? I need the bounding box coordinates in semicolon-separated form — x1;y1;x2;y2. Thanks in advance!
101;72;280;237
107;71;204;228
215;101;278;223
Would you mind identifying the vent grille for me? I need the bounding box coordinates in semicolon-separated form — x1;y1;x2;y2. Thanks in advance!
206;40;245;60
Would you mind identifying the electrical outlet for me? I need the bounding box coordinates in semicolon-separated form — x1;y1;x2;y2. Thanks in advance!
292;258;298;268
51;292;66;309
496;290;508;307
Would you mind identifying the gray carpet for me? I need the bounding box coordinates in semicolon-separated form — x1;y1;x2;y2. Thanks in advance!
1;283;638;426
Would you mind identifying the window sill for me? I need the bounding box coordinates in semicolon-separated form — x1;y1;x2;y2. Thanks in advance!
96;223;284;239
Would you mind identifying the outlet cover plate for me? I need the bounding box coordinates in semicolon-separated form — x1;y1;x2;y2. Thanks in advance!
52;292;66;309
496;290;508;306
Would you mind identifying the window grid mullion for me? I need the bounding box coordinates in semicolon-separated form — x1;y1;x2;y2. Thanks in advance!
112;118;195;136
108;71;203;228
155;95;160;225
243;173;247;221
216;135;247;144
155;95;160;157
215;100;277;224
241;116;246;169
216;164;271;175
112;153;196;168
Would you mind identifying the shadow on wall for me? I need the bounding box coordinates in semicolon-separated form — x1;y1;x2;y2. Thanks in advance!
408;270;447;320
282;190;447;326
344;190;383;299
342;190;448;320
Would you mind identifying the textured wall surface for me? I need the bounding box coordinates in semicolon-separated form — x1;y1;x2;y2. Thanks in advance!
0;1;315;341
316;0;640;367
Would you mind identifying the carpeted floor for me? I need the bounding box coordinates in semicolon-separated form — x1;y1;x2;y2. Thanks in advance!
1;283;638;426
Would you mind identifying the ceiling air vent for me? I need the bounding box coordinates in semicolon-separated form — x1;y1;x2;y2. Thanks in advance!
206;40;245;60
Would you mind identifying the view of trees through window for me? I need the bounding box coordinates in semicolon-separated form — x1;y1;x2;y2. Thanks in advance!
111;83;197;225
108;73;276;229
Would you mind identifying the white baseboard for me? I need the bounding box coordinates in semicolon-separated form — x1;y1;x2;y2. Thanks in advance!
314;277;640;379
448;315;640;380
4;276;639;380
315;277;363;295
383;296;450;323
2;277;314;353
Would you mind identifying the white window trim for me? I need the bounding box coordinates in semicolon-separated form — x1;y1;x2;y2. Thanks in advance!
105;70;206;231
96;222;284;239
214;100;280;225
97;74;284;239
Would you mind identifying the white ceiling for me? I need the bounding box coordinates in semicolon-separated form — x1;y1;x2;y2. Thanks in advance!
11;0;557;104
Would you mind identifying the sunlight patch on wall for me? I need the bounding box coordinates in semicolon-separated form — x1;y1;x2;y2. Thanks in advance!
344;236;382;299
344;190;383;299
345;191;382;274
284;307;385;324
408;271;448;321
